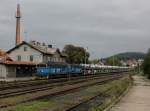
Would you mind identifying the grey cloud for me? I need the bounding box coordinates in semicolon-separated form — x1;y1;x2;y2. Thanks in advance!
0;0;150;58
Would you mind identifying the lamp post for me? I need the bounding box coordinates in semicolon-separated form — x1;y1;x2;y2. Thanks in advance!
84;47;88;75
138;62;140;74
113;55;115;66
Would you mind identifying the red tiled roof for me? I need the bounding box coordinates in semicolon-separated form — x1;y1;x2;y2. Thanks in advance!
0;61;36;65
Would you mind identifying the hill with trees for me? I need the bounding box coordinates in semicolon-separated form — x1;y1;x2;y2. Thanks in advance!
105;52;146;61
102;52;145;66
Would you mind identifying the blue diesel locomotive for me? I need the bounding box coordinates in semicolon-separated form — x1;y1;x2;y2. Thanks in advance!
36;63;82;77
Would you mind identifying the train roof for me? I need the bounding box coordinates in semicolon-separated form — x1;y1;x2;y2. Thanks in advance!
80;64;129;69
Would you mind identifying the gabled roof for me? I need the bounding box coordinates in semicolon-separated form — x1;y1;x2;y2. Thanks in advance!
7;41;66;57
7;41;41;54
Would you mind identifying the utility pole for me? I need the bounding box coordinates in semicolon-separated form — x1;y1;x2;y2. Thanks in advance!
113;55;115;66
84;48;86;75
138;62;141;74
84;47;88;75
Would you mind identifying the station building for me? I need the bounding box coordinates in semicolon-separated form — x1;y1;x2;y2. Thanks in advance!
0;41;66;79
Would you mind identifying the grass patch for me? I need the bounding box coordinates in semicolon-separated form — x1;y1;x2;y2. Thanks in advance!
2;101;55;111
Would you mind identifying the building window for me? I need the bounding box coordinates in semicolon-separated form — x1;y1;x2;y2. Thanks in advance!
48;57;51;61
17;55;21;61
30;55;34;61
62;58;65;62
52;58;54;62
49;57;52;62
55;58;57;62
24;47;27;51
60;58;62;62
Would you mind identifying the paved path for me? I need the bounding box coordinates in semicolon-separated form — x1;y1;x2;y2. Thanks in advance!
110;75;150;111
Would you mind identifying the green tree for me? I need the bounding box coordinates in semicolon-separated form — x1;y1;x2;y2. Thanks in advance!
62;44;90;64
106;56;121;66
143;49;150;78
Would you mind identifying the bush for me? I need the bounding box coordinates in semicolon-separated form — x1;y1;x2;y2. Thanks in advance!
143;49;150;78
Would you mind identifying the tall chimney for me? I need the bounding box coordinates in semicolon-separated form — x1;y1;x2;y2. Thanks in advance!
15;4;21;46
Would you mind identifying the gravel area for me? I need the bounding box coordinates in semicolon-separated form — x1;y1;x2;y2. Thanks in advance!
110;75;150;111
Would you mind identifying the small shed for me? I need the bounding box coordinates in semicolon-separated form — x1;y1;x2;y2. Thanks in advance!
0;61;36;78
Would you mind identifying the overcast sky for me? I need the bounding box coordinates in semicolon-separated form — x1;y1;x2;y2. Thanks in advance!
0;0;150;58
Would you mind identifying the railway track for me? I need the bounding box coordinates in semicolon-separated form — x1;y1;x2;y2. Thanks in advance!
0;73;121;99
65;90;110;111
0;73;125;109
0;73;114;90
0;75;109;98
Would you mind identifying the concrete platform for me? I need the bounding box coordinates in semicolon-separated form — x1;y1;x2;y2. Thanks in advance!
109;75;150;111
0;77;36;82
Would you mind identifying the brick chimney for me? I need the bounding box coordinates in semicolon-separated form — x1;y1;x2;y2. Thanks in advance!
15;4;21;46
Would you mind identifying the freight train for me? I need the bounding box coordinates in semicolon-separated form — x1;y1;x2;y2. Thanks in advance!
36;62;131;78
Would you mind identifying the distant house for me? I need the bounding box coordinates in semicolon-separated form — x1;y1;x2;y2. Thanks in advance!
137;59;144;66
7;41;66;64
120;60;127;66
126;59;138;67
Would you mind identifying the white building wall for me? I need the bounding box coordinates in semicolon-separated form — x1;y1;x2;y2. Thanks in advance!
0;64;7;78
8;44;43;63
43;52;66;63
